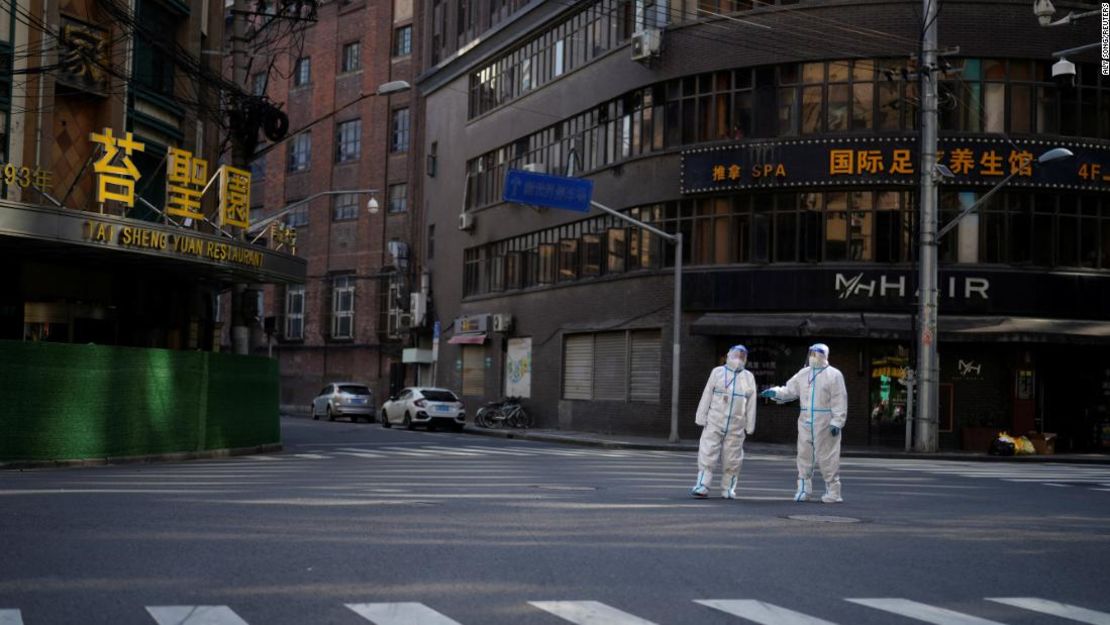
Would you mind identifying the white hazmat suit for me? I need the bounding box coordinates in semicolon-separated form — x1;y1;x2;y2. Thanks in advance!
761;343;847;503
692;345;757;499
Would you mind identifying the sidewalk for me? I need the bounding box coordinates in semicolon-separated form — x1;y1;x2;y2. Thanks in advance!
462;426;1110;464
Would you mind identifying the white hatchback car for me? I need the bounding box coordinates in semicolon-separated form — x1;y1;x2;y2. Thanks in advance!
311;382;375;422
380;387;466;431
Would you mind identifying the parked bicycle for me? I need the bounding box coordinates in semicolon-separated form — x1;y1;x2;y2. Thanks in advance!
475;397;531;429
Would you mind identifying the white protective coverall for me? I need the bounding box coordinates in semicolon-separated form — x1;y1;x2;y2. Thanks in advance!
692;348;757;499
765;344;848;503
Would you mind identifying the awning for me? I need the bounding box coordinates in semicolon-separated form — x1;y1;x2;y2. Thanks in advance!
448;332;487;345
690;313;1110;344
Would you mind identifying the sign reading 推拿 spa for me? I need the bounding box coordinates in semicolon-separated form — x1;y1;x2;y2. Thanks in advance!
681;136;1110;194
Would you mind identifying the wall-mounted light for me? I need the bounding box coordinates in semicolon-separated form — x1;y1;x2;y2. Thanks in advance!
367;196;380;214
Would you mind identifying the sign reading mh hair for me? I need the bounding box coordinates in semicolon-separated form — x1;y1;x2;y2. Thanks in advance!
681;136;1110;194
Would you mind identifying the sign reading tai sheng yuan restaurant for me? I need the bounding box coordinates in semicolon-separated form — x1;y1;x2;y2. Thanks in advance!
681;136;1110;193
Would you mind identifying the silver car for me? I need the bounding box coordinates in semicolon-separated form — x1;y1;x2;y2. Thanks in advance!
380;387;466;431
311;383;375;422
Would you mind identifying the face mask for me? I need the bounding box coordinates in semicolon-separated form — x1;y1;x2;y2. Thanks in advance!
808;356;822;368
727;357;744;370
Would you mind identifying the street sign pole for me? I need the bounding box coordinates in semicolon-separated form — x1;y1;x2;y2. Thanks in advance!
588;200;682;443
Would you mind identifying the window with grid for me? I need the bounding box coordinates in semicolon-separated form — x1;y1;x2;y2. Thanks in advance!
388;183;408;213
251;72;266;96
341;41;360;72
294;57;310;86
287;133;310;172
335;119;361;163
333;193;359;221
393;25;412;56
331;275;355;339
391;108;410;153
285;205;309;227
284;286;305;339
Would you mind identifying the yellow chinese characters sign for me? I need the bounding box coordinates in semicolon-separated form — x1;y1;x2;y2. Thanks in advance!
219;165;251;229
90;128;144;207
165;147;208;220
681;137;1110;194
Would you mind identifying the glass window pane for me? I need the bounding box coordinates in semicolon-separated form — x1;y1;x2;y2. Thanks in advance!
825;192;848;261
802;62;824;83
878;83;901;130
828;61;849;83
828;84;849;131
801;86;822;134
852;83;873;130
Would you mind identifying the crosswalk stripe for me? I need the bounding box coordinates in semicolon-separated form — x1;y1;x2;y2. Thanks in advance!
346;602;463;625
696;600;838;624
529;601;660;624
847;599;1005;624
987;597;1110;624
335;448;387;458
146;605;250;625
418;446;483;456
457;446;533;456
378;447;439;457
0;610;23;625
293;453;329;459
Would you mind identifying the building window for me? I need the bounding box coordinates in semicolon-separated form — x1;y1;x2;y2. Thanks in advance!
558;239;578;281
391;108;410;153
331;275;355;339
388;183;408;213
341;41;361;72
335;119;361;163
133;0;175;97
562;330;659;402
287;133;310;172
294;57;310;86
284;286;305;340
333;193;359;221
251;71;267;96
285;204;309;227
393;25;412;56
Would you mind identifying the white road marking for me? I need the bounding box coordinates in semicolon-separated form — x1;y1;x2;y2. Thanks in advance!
292;454;329;459
0;610;23;625
696;599;839;625
529;601;660;624
418;446;484;456
987;597;1110;624
377;447;440;457
456;446;533;456
847;599;1006;624
146;605;250;625
346;602;464;625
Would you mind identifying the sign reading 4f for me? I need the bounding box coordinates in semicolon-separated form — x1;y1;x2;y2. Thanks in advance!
90;128;144;207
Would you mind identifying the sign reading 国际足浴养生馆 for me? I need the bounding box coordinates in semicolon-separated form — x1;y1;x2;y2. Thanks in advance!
681;136;1110;193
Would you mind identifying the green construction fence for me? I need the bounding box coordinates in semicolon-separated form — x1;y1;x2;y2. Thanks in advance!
0;340;279;461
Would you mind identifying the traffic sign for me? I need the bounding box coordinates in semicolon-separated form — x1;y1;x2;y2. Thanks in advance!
503;169;593;213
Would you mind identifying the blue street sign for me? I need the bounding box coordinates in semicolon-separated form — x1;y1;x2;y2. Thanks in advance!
503;169;593;213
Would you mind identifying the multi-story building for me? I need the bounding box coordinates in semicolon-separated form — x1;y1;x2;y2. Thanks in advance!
248;0;424;411
0;0;303;461
418;1;1110;451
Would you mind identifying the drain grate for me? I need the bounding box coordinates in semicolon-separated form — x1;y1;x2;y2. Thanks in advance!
786;514;862;524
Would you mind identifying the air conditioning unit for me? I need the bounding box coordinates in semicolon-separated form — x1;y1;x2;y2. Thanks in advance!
388;309;413;337
492;313;513;333
630;28;661;62
522;163;546;174
458;212;475;231
410;292;427;326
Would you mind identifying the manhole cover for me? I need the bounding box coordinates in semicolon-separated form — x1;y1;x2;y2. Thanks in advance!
786;514;861;524
533;485;599;491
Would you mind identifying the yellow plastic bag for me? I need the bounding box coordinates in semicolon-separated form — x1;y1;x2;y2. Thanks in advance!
1015;436;1036;455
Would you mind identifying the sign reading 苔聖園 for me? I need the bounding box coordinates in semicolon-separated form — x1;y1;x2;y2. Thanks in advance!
681;136;1110;194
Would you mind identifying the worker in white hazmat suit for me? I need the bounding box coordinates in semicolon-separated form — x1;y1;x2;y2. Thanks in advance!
691;345;757;499
759;343;847;503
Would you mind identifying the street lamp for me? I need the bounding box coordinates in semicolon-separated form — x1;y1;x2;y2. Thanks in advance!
248;189;379;243
914;146;1073;452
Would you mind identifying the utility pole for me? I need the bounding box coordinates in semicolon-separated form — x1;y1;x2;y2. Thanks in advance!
914;0;940;452
229;0;253;355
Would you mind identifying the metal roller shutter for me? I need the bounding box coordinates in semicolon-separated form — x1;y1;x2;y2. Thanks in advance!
592;332;627;400
462;345;485;396
629;330;661;402
562;334;594;399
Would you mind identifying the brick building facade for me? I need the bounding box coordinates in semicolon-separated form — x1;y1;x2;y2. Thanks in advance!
247;0;424;412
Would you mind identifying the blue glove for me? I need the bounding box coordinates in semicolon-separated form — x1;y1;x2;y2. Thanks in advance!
829;425;841;437
759;389;776;399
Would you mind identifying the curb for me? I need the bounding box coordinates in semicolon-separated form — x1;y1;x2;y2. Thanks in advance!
0;443;283;471
460;428;1110;464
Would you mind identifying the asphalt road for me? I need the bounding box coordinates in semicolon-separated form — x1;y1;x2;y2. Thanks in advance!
2;416;1109;625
